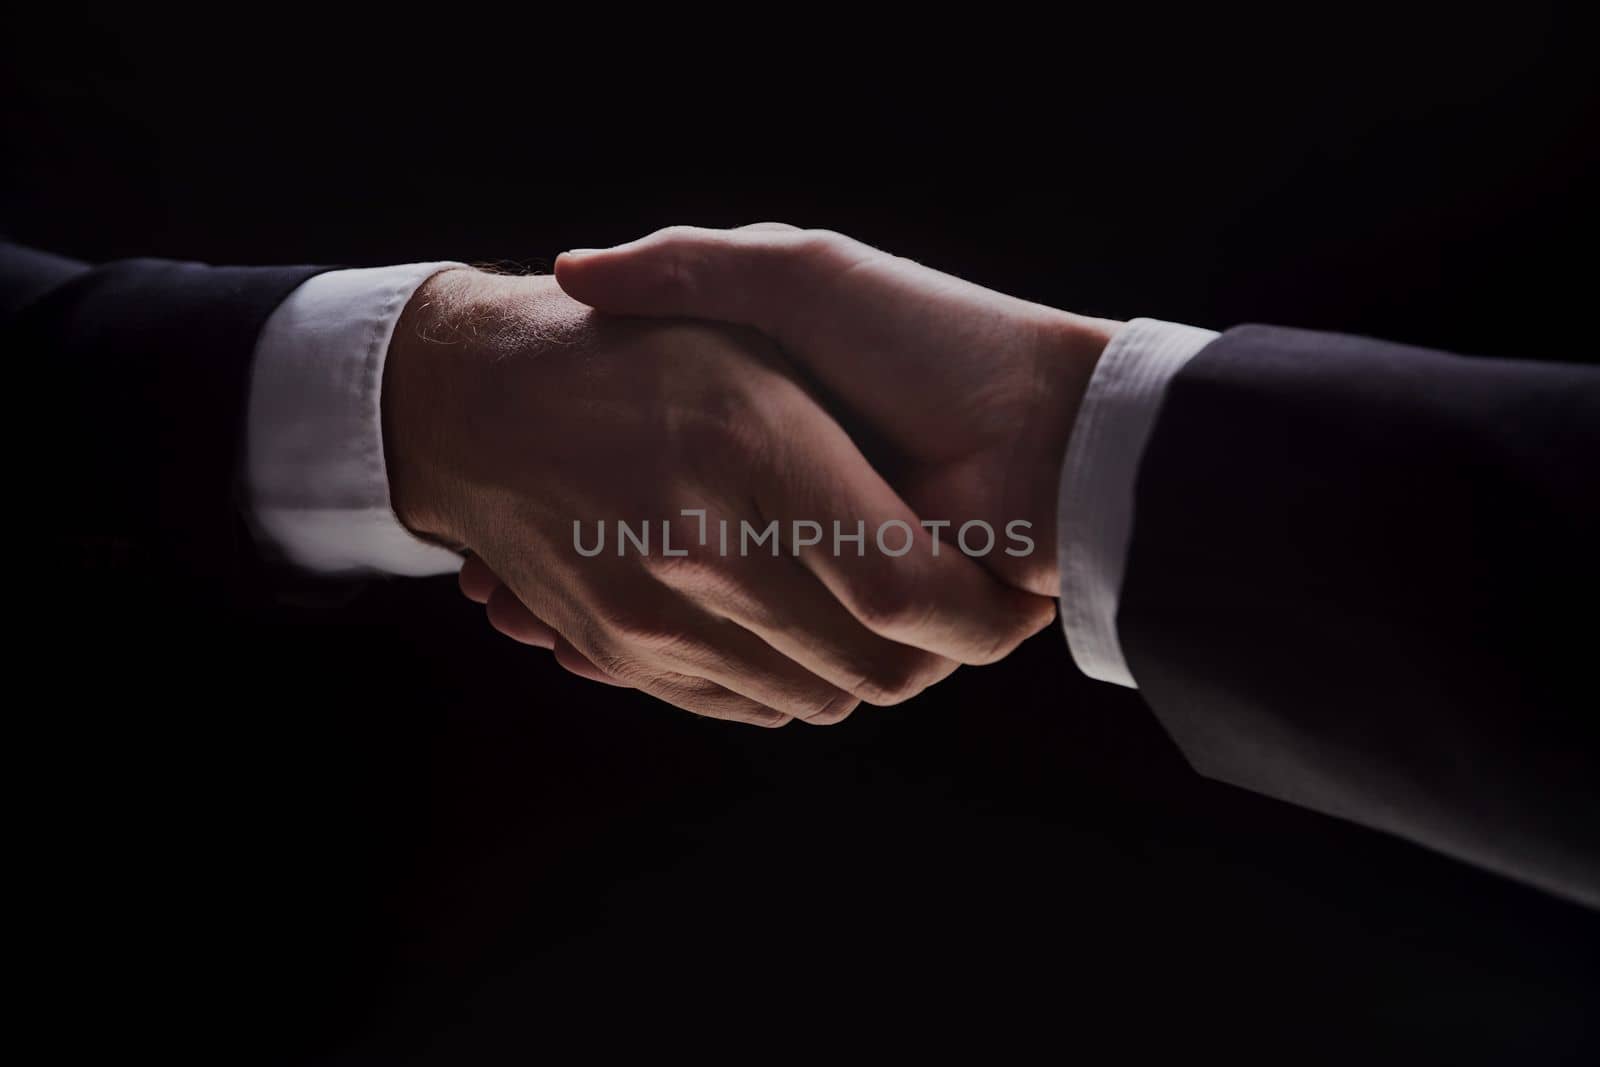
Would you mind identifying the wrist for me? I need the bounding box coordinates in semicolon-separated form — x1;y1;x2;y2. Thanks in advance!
1046;309;1119;422
382;266;489;545
1011;308;1113;591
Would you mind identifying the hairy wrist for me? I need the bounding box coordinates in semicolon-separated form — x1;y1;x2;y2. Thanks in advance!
382;267;499;544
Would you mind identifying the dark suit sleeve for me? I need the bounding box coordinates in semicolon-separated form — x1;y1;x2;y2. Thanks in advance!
2;241;329;586
1117;325;1600;907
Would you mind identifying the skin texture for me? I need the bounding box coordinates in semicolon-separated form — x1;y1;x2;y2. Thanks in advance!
465;225;1120;709
383;270;1057;726
553;225;1121;597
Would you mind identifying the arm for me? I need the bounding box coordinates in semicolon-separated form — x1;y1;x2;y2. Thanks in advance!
1116;326;1600;908
544;225;1600;905
3;242;328;584
12;240;1051;725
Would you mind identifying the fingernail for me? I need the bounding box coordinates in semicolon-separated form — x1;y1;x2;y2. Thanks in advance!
561;248;605;257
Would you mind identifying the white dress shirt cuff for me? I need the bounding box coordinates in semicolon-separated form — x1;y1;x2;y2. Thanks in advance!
248;262;468;576
1057;317;1220;687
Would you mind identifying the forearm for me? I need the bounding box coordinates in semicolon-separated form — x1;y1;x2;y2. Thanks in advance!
10;252;327;580
1100;325;1600;905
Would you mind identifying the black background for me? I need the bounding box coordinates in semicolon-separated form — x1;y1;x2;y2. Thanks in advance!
6;8;1599;1064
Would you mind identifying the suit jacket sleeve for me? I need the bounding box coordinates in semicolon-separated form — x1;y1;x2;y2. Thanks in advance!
2;241;328;587
1117;325;1600;907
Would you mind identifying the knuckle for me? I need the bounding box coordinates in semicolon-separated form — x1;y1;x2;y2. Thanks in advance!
844;642;954;706
649;562;757;628
639;548;705;585
1025;594;1060;635
971;598;1056;665
967;635;1018;666
632;627;697;659
683;686;782;727
663;692;733;724
640;531;720;585
632;665;790;729
654;664;817;729
652;250;700;302
796;229;869;276
742;227;843;276
653;674;720;706
657;224;704;244
587;642;644;683
677;635;743;680
849;569;931;635
595;602;688;657
795;228;849;257
803;694;860;726
857;658;929;706
962;624;1022;666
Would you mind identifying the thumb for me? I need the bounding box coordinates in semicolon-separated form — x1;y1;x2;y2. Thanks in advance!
554;224;858;344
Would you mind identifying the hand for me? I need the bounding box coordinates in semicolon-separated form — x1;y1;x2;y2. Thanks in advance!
385;269;1056;726
553;225;1120;596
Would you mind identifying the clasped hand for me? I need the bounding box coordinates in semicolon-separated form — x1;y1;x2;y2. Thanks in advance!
384;225;1118;725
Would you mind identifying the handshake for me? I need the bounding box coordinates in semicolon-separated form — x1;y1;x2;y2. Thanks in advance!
386;224;1119;727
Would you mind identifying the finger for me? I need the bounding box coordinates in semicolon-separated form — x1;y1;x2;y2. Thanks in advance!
537;604;793;729
593;654;794;729
758;406;1057;664
554;573;862;724
473;563;620;681
550;636;629;687
485;585;559;649
633;600;864;725
648;536;959;707
459;554;499;603
480;538;953;709
485;560;803;728
555;225;858;344
708;565;961;709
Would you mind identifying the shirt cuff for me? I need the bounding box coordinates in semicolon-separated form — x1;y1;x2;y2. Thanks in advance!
247;262;468;576
1057;318;1220;687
